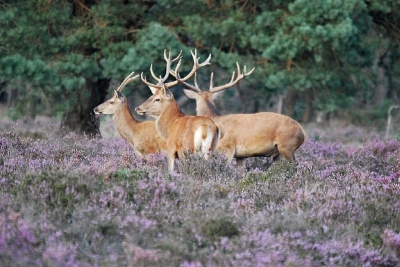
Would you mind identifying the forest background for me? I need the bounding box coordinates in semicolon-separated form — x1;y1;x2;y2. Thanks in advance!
2;1;400;265
0;0;399;135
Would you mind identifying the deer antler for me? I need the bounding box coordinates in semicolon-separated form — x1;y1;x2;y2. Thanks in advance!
141;49;211;89
141;50;182;88
148;50;183;84
172;49;212;86
208;63;255;93
116;71;140;92
169;69;202;93
171;62;255;94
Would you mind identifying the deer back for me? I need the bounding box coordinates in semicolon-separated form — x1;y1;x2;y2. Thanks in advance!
212;112;306;160
180;63;307;163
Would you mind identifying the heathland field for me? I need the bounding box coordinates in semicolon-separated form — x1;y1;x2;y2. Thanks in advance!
1;118;399;266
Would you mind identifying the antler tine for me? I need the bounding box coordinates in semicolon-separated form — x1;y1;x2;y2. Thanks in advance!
236;62;243;78
149;51;171;84
246;66;256;76
164;49;183;64
173;58;182;79
141;72;160;88
165;49;211;88
194;72;200;89
160;50;172;83
210;70;235;91
239;62;256;77
116;71;140;92
191;49;212;69
168;67;178;78
209;63;255;93
183;49;212;78
149;64;159;82
191;49;211;66
168;64;201;92
209;72;215;90
147;50;181;87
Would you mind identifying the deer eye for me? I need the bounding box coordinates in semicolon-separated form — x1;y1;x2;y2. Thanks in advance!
154;98;160;102
109;101;114;104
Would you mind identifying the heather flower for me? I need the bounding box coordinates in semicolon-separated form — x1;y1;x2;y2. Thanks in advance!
0;122;399;266
123;241;159;264
43;242;79;267
229;196;255;216
181;261;203;267
383;229;400;259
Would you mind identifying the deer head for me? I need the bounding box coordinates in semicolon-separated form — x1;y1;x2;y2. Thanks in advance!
135;83;175;117
94;72;139;117
136;49;212;117
171;62;255;117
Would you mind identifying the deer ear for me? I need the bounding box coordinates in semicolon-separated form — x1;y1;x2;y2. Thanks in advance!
212;90;225;100
166;89;174;100
163;86;174;100
148;86;158;94
183;89;198;100
114;90;124;99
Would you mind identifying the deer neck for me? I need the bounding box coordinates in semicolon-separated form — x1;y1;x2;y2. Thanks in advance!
196;99;221;118
156;101;185;138
113;103;139;135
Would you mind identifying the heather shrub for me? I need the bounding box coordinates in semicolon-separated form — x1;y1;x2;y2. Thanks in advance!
202;217;240;240
1;126;400;266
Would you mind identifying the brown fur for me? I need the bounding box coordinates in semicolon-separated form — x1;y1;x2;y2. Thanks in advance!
94;92;167;158
136;86;219;172
183;89;306;167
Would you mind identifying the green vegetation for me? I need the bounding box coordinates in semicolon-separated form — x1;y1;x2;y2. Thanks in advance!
0;0;399;134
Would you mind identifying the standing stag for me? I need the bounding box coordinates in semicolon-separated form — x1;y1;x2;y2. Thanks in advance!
135;50;220;172
93;71;168;158
173;63;306;167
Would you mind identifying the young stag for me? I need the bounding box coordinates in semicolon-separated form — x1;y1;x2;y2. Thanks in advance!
174;63;306;167
93;72;167;158
135;50;220;172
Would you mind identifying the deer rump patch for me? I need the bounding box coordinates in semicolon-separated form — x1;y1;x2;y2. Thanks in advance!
193;125;214;155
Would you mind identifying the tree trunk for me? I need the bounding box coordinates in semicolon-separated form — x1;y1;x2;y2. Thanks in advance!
276;94;284;114
281;88;314;122
61;78;109;135
282;89;297;117
301;92;313;123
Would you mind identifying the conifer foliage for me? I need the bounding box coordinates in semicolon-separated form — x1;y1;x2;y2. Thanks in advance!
0;0;399;132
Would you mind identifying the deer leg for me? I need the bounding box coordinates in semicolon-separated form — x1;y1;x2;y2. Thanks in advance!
221;149;235;165
167;152;176;173
236;158;246;168
216;143;235;165
277;147;298;166
272;154;281;162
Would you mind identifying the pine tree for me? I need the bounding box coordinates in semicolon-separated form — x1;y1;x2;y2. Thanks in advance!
1;0;399;132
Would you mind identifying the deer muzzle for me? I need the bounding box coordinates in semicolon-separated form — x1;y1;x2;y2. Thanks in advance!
135;106;145;115
93;108;102;118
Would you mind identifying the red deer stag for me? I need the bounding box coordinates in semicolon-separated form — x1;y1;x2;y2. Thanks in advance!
135;50;220;172
93;71;169;158
173;63;306;167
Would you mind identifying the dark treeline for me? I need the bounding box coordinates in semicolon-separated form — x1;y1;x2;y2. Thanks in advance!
0;0;399;134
